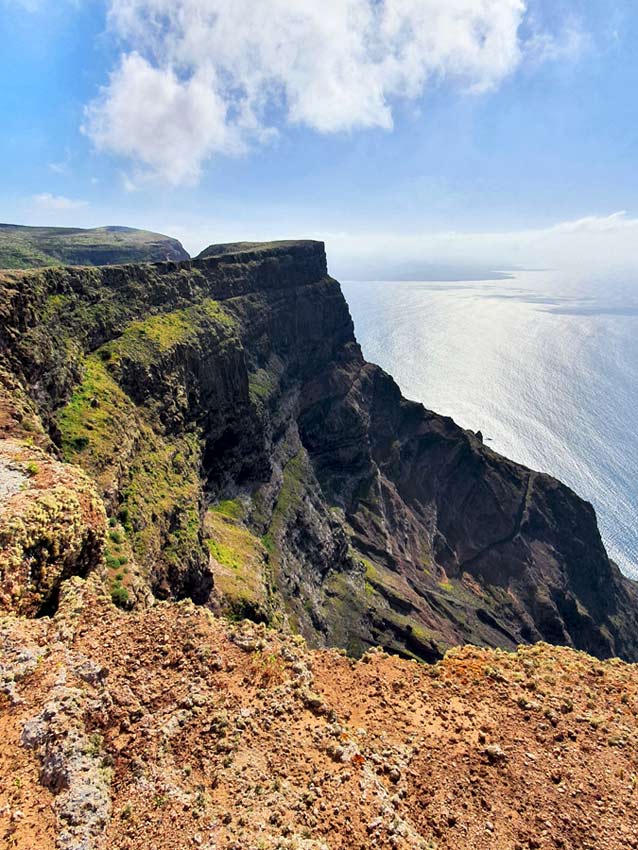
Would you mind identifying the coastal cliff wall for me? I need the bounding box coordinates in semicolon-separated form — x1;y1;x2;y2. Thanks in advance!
1;241;637;661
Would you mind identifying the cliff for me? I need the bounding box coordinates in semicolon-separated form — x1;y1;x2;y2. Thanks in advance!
0;224;189;269
1;239;636;662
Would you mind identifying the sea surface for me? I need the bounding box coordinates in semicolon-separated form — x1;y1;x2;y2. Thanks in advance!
342;270;638;579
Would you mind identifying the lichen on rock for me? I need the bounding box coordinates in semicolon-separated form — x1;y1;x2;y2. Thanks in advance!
0;441;106;617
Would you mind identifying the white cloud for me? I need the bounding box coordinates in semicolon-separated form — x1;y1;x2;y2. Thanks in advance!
83;53;239;186
141;209;638;275
85;0;531;185
31;193;88;211
525;15;590;65
550;210;632;233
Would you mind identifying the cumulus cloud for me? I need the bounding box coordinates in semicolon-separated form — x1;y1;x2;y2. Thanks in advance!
84;53;239;187
84;0;532;185
31;193;88;211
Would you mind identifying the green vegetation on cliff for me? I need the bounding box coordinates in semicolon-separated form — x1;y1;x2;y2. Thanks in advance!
56;350;205;590
205;508;271;622
57;357;131;465
53;297;239;597
101;299;236;367
261;451;307;559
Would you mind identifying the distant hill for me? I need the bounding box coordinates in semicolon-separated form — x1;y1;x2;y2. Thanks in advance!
0;224;190;269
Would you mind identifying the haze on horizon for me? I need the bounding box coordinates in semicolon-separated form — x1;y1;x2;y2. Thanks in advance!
2;0;638;278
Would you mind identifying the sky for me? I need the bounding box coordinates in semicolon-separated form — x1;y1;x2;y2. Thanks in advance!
2;0;638;276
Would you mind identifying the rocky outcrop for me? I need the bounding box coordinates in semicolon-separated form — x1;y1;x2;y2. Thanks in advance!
0;441;106;617
0;241;636;660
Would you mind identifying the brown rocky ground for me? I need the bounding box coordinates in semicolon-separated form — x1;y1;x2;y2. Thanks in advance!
2;578;638;850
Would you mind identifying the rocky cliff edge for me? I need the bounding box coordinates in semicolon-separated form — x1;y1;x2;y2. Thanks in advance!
0;240;636;662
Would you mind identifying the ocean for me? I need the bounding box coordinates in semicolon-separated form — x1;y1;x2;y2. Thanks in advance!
342;270;638;579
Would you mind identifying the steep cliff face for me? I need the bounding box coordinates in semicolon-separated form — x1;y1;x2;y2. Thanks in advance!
1;241;636;660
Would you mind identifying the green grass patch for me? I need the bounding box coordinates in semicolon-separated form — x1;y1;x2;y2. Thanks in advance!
57;352;205;573
56;355;136;471
248;366;278;405
99;299;236;368
273;452;306;519
205;509;270;621
211;498;244;520
125;436;202;568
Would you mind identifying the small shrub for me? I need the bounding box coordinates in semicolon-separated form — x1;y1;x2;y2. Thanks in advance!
86;732;103;757
105;553;121;570
26;461;39;476
249;651;285;687
109;529;124;544
118;506;130;528
111;584;130;608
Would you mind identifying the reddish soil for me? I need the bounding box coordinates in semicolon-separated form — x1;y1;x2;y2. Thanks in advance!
2;587;638;850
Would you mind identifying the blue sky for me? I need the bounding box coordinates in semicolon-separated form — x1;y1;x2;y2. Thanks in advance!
2;0;638;274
